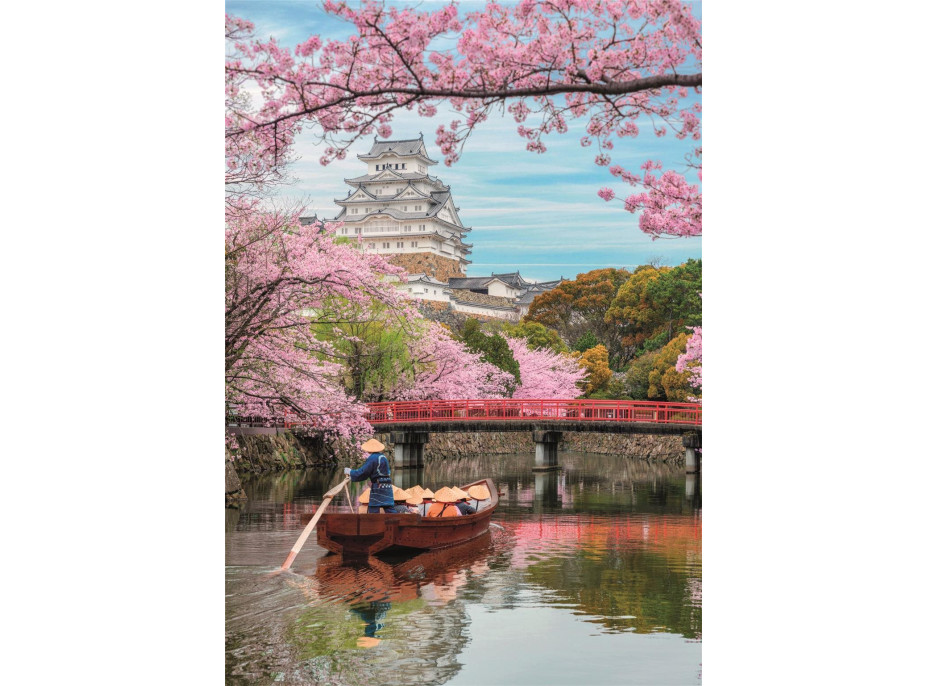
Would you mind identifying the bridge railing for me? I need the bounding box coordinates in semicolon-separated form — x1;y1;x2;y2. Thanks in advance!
363;399;701;426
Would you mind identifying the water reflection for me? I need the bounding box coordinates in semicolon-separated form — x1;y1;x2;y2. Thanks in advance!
226;452;701;685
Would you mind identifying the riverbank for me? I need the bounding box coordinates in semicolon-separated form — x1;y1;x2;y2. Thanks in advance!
226;429;689;504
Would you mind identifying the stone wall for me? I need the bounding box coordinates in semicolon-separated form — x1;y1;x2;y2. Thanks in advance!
373;430;685;464
561;432;685;463
387;253;464;282
226;428;688;503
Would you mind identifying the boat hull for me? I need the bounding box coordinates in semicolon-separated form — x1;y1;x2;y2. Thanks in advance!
313;478;498;556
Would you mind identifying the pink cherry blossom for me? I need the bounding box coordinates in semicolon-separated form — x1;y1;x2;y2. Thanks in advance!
505;336;586;399
226;1;702;239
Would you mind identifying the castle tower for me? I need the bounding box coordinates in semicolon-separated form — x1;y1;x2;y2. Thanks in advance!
330;135;472;281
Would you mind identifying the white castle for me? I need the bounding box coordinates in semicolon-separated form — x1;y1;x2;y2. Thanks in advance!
304;135;561;320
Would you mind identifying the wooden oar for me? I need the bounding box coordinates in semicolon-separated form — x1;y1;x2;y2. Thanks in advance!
280;476;350;571
343;480;354;514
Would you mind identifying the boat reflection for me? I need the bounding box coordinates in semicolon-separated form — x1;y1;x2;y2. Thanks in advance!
286;533;497;660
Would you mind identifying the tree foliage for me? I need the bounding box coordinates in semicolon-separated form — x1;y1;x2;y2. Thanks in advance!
573;331;599;354
647;332;695;401
225;204;412;433
503;320;568;354
395;322;514;400
606;260;701;365
576;344;612;397
460;318;521;394
525;268;630;364
675;325;702;398
506;336;586;399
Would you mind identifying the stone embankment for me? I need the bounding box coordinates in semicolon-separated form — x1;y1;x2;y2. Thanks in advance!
225;430;357;505
226;429;686;503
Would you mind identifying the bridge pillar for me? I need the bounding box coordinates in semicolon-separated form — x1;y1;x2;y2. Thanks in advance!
683;433;701;474
390;432;429;469
532;430;562;472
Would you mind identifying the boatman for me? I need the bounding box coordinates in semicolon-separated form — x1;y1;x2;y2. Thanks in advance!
344;438;399;514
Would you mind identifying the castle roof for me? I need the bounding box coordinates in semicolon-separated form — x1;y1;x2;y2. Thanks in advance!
450;290;518;310
447;276;497;290
357;136;438;164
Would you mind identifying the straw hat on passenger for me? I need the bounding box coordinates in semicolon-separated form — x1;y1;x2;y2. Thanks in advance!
467;484;491;501
360;438;385;453
406;485;424;497
433;486;457;504
392;485;410;501
451;487;470;501
405;492;423;505
420;488;435;500
359;488;371;504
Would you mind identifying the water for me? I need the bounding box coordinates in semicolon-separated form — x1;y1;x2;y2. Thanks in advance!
226;452;701;685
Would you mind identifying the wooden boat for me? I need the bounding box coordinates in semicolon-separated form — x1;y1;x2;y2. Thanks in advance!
311;478;498;556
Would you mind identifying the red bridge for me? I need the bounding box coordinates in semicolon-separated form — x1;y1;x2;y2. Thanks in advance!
282;398;702;472
358;398;701;428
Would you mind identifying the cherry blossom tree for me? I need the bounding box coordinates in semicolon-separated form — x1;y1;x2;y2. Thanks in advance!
225;202;416;436
505;336;586;399
395;322;513;400
225;0;702;238
674;325;701;398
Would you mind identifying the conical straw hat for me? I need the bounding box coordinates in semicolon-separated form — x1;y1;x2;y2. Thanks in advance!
406;485;424;497
392;485;410;501
467;484;491;501
405;493;423;505
359;487;371;504
433;486;457;504
360;438;385;452
451;487;470;501
421;488;435;499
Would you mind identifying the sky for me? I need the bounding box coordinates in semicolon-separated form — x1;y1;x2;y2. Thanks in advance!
226;0;703;283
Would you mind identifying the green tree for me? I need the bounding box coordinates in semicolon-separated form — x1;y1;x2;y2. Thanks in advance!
623;351;658;400
647;332;695;401
605;266;669;366
460;318;521;394
646;258;702;342
314;300;416;402
502;320;568;353
573;331;599;354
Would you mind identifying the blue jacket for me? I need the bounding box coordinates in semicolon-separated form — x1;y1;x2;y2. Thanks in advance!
349;452;394;507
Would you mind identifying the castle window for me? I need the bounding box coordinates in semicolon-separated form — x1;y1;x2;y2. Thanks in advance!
350;208;358;214
419;224;425;231
398;241;404;248
415;205;422;211
411;241;418;248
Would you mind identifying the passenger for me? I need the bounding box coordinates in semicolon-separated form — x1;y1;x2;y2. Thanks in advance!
344;438;399;514
455;491;477;515
426;487;461;517
392;486;418;514
404;484;425;513
402;491;424;515
467;484;492;512
419;488;435;516
447;486;476;514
